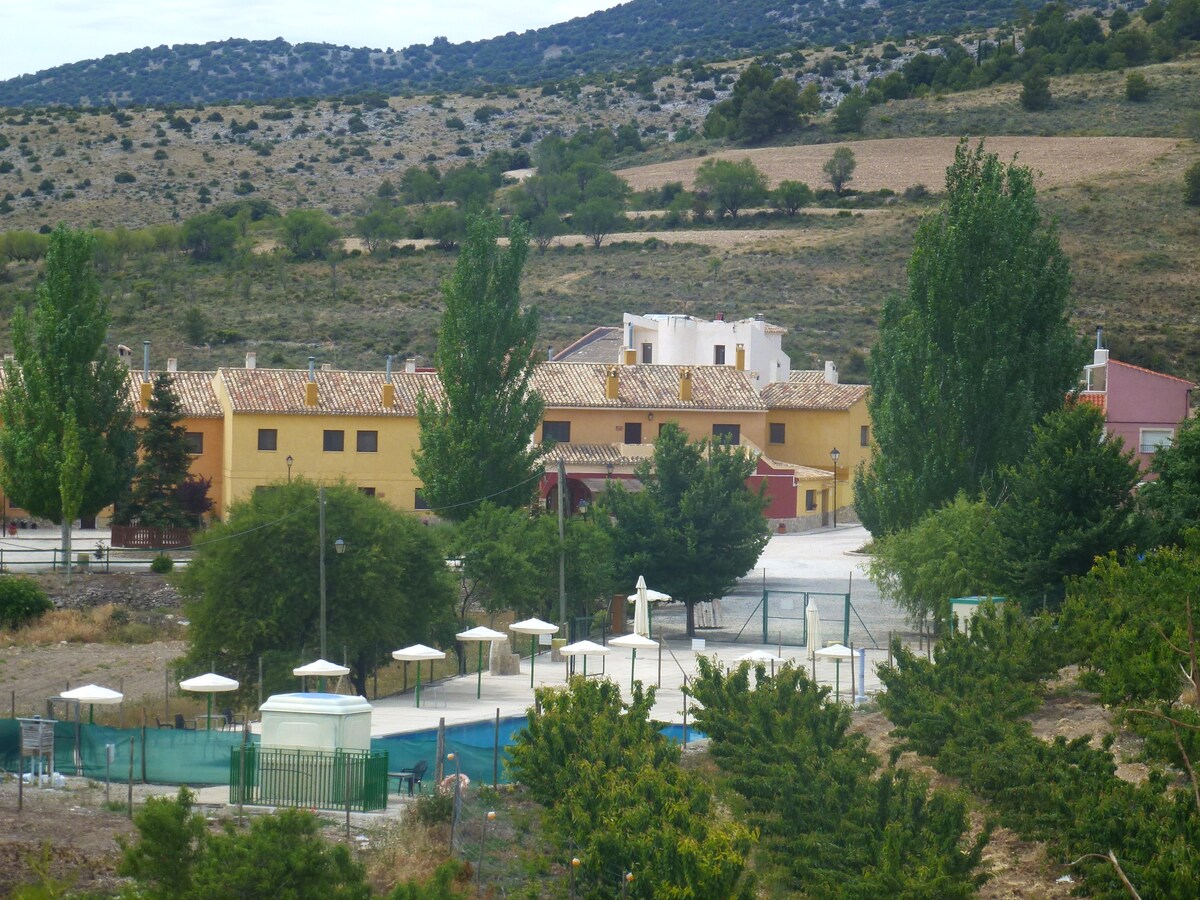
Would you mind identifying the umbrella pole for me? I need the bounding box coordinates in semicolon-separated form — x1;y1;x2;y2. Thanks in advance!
415;665;422;708
207;693;213;731
649;605;653;639
630;650;637;691
529;636;536;689
583;656;587;678
476;643;483;699
835;660;841;704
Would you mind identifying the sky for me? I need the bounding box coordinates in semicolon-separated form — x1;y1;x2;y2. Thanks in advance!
0;1;625;81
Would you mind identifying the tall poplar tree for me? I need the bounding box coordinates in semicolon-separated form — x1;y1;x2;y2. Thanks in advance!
0;225;137;557
855;140;1081;535
413;213;545;520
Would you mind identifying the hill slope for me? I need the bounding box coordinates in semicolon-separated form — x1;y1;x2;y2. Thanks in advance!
0;0;1062;106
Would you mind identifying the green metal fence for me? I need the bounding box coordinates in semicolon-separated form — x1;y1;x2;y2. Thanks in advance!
230;744;388;812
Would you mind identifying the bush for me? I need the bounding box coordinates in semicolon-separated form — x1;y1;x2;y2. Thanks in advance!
0;577;53;628
114;171;136;184
1125;72;1151;102
1185;161;1200;207
150;554;174;574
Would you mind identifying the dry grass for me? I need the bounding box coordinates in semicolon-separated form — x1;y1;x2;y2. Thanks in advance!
615;135;1182;193
0;603;121;645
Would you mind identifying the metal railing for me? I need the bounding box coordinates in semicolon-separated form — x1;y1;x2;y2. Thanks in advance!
230;745;389;812
0;546;193;573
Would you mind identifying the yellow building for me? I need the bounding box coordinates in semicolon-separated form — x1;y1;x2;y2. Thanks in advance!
761;368;871;522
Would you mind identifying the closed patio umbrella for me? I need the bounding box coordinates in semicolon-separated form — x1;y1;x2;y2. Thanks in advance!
392;644;446;707
628;576;671;638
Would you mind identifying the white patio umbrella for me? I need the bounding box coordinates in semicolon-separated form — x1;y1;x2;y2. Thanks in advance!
559;639;610;677
456;626;507;699
509;618;560;688
179;672;239;731
814;643;854;703
628;575;671;638
60;684;123;724
609;633;658;690
392;644;446;708
292;658;350;693
736;649;784;678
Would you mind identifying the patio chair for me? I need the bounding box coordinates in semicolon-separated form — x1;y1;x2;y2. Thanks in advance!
391;759;428;796
174;713;195;731
154;715;173;729
221;708;244;731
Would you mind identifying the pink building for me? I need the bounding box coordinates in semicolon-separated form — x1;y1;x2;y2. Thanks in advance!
1081;333;1194;475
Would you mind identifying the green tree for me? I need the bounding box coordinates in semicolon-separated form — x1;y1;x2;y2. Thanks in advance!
417;204;465;249
400;165;441;205
694;157;768;220
823;146;857;195
126;374;196;528
854;140;1080;535
178;480;456;697
282;208;340;260
833;89;870;133
0;226;137;562
869;493;999;630
1020;67;1052;111
1125;71;1151;102
1184;160;1200;207
771;179;815;216
990;403;1142;611
1139;415;1200;547
604;423;769;636
180;211;239;261
573;196;623;247
413;213;544;520
356;201;408;254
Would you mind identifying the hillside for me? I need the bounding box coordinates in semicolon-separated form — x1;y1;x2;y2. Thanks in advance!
0;0;1071;106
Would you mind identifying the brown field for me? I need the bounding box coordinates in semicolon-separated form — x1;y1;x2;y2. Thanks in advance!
616;135;1182;192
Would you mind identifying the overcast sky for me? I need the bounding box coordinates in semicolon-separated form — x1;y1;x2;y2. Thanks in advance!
0;1;624;81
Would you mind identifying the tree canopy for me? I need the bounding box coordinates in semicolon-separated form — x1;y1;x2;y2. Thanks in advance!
694;157;768;220
604;423;769;636
855;139;1081;535
413;213;545;520
123;374;198;528
1139;415;1200;547
178;480;456;697
0;225;136;555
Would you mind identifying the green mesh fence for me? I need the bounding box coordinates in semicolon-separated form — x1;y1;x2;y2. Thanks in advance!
371;716;528;792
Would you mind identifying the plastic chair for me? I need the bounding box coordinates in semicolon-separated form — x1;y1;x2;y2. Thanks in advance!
155;715;173;729
174;713;195;731
394;759;428;796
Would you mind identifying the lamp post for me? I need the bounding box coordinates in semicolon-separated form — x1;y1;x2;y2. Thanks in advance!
317;483;347;663
830;447;841;528
286;455;293;483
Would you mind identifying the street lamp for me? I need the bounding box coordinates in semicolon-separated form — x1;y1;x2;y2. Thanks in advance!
317;482;348;662
286;455;294;483
830;447;841;528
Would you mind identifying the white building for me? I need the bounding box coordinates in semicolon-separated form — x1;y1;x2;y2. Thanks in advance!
620;313;791;389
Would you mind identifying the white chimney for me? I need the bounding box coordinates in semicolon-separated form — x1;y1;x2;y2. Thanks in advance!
245;352;256;369
1093;326;1108;367
824;360;839;385
320;363;332;371
167;358;178;373
404;357;417;374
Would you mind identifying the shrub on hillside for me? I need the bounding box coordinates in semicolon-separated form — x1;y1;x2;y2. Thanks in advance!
0;576;53;628
1185;161;1200;207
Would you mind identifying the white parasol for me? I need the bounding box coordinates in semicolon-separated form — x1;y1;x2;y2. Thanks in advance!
509;618;560;688
609;632;658;690
292;658;350;693
736;649;784;677
814;643;854;703
392;644;446;708
456;626;507;699
179;672;239;731
59;684;123;724
559;639;610;677
628;575;671;638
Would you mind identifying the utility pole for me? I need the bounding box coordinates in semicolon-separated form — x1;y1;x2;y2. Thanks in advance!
319;484;327;660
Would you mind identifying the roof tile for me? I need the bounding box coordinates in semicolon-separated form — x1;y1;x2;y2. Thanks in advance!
217;368;442;416
535;363;765;410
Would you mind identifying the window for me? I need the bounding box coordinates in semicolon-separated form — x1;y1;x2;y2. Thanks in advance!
359;487;376;497
184;431;204;454
769;422;785;444
861;425;870;447
257;428;277;451
542;421;571;443
624;422;642;444
1140;428;1174;454
641;342;653;364
713;344;726;365
356;430;378;453
323;430;345;452
414;489;430;510
712;424;741;445
806;490;817;511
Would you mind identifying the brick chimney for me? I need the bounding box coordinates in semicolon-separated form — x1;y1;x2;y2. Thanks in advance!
679;368;693;402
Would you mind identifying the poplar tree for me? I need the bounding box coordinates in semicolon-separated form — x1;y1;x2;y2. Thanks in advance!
0;225;137;558
855;140;1081;535
413;213;545;520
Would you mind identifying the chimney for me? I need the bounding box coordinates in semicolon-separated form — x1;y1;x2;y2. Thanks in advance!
754;313;766;322
548;345;555;361
305;356;318;406
735;343;746;371
605;365;619;401
623;347;637;366
1093;326;1108;366
715;311;725;322
824;360;839;384
139;341;152;405
382;355;395;407
245;351;256;369
679;368;693;402
404;356;417;374
117;344;133;367
167;358;177;373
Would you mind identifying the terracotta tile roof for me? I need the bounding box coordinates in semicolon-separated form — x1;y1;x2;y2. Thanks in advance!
1109;359;1196;387
762;374;869;411
128;371;223;418
535;363;765;410
542;443;654;467
1076;392;1108;414
217;368;443;416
